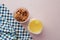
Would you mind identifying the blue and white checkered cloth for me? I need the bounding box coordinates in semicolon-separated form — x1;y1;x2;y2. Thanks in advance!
0;4;32;40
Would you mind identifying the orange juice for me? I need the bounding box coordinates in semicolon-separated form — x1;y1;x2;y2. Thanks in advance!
28;19;43;34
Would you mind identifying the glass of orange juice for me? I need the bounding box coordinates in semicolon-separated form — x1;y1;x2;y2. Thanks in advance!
28;19;43;34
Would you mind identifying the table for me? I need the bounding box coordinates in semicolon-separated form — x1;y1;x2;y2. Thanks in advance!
0;0;60;40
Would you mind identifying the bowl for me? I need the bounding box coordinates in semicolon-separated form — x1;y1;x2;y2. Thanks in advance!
14;7;30;23
28;18;43;34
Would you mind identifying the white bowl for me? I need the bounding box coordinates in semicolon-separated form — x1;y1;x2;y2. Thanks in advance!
28;18;43;34
14;7;30;23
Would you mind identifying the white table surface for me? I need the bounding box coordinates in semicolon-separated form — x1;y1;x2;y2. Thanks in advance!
0;0;60;40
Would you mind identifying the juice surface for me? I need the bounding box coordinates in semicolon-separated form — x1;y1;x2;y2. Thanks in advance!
28;19;42;34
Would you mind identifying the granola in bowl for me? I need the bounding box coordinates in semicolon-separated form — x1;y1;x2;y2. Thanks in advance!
14;8;30;23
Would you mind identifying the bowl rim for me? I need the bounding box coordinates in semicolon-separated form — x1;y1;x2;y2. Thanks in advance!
13;7;30;23
28;18;43;34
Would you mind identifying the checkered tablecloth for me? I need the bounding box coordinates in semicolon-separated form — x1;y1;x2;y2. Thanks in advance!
0;4;32;40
